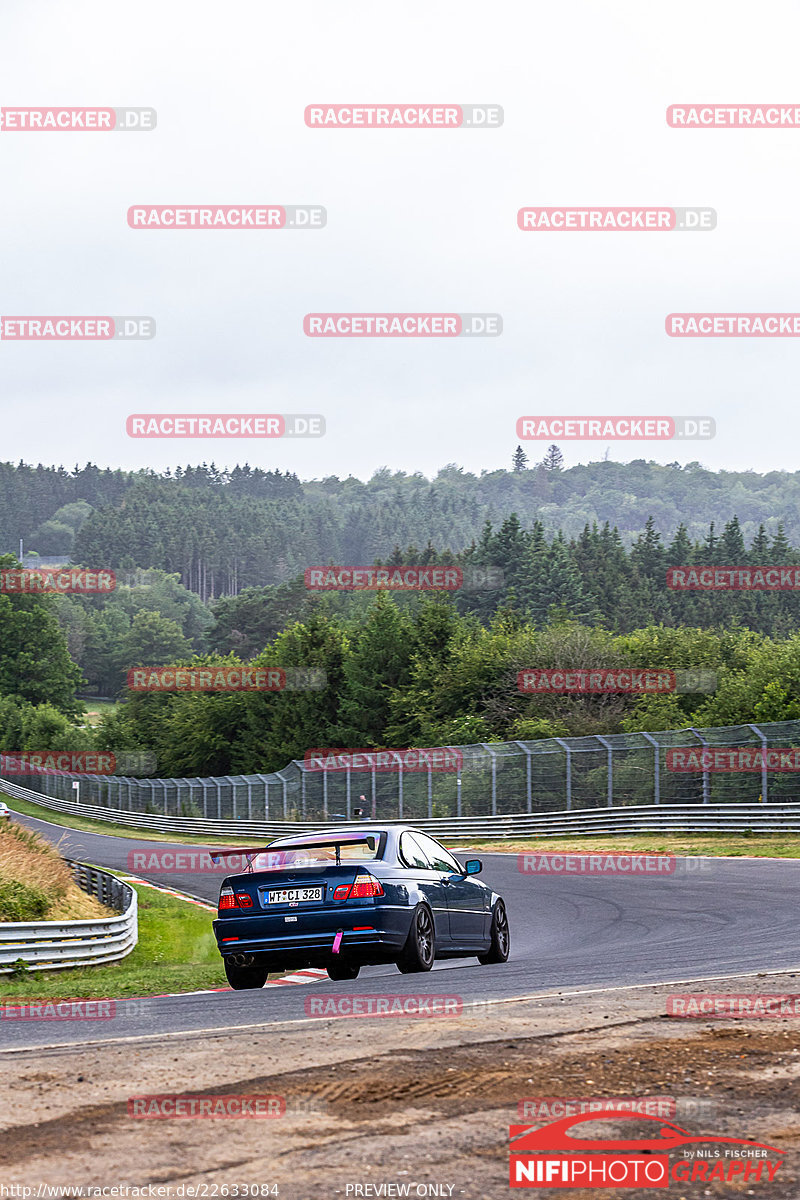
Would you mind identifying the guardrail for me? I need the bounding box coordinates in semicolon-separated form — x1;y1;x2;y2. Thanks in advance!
4;776;800;840
0;858;138;974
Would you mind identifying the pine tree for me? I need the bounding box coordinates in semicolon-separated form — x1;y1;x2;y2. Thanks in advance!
512;445;528;472
542;444;564;472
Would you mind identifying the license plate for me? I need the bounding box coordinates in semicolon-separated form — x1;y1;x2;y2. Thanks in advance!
267;886;323;904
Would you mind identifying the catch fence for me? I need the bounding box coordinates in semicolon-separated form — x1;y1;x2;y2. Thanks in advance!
5;721;800;824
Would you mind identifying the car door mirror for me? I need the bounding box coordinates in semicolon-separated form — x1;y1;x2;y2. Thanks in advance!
465;859;482;875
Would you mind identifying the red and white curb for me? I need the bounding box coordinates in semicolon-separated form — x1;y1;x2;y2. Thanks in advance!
119;872;327;990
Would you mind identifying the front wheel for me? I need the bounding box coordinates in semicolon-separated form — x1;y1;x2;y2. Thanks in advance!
224;959;270;990
396;904;435;973
478;900;510;964
327;961;361;981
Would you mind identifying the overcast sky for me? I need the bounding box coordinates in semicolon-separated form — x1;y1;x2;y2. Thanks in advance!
2;1;799;482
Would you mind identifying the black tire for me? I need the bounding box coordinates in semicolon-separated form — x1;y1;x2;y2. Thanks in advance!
478;900;510;964
326;961;361;981
224;959;270;990
396;904;435;973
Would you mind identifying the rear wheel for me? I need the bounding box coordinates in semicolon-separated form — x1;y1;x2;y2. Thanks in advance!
478;900;510;964
224;959;270;990
326;961;361;981
396;904;435;973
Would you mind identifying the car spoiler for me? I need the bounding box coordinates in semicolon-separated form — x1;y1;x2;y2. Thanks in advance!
208;847;273;872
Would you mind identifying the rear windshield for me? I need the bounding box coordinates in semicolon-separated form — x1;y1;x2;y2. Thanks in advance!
249;836;383;872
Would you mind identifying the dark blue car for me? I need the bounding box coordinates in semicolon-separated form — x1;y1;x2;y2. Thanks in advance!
211;825;510;989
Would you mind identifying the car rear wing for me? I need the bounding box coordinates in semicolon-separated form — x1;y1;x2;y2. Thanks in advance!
208;847;274;873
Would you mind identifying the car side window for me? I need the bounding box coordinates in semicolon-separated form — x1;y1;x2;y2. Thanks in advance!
413;833;462;874
399;832;430;870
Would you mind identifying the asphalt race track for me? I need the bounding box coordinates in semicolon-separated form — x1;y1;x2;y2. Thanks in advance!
4;809;800;1050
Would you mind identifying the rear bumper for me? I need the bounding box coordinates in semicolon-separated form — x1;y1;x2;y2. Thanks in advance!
213;903;411;967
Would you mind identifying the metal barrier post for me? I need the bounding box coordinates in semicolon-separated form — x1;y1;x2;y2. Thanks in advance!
641;732;660;805
689;728;710;803
748;724;768;803
596;736;613;807
555;739;572;811
480;745;498;816
515;741;533;812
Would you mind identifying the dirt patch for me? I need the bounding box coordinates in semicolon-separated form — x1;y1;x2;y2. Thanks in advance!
1;976;799;1199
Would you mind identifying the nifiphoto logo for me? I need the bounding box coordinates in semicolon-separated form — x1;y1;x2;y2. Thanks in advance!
304;103;503;128
518;207;716;231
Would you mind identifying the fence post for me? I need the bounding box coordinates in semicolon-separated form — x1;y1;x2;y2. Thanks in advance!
554;739;572;811
247;779;252;821
277;771;289;820
398;764;403;820
596;736;613;807
481;745;498;816
641;732;660;806
748;724;768;804
323;768;328;821
346;766;351;821
689;728;710;803
427;764;433;819
515;741;533;812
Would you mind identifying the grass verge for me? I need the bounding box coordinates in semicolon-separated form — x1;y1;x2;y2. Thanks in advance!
0;819;112;921
0;880;226;999
451;833;800;857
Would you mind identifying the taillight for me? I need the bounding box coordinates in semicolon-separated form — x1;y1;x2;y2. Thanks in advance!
219;887;237;910
235;893;253;908
333;874;384;901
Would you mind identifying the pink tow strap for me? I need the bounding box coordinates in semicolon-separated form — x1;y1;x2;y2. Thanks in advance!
332;930;343;954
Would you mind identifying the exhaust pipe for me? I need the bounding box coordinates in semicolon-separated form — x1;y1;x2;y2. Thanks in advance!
229;953;256;967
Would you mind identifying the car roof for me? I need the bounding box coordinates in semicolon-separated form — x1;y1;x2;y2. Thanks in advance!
268;825;423;849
